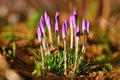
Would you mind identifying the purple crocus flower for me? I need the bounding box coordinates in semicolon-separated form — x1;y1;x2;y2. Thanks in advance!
37;25;43;42
76;26;80;37
73;9;77;29
87;20;90;33
70;15;73;29
44;11;51;29
82;18;90;34
40;16;45;33
44;11;53;47
62;24;66;39
73;9;77;21
64;19;68;32
82;18;87;33
55;12;59;34
70;15;74;49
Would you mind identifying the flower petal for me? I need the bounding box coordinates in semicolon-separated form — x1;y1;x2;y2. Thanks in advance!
76;26;80;37
73;9;77;29
44;11;51;29
40;16;45;33
70;15;73;29
87;20;90;33
64;19;68;32
37;25;43;42
82;18;87;33
55;12;59;33
62;24;66;39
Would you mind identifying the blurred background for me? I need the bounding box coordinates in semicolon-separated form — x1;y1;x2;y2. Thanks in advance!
0;0;120;62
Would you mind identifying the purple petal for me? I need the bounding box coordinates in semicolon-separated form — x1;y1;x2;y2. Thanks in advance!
62;24;66;39
37;25;43;42
62;19;68;39
87;20;90;33
55;21;59;33
64;19;68;32
55;12;59;33
40;16;45;33
55;12;59;21
76;26;80;37
72;16;76;29
73;9;77;20
73;9;77;29
82;18;87;33
70;15;73;29
44;11;51;29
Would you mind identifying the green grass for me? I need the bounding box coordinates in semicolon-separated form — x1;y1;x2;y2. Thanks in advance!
33;46;91;76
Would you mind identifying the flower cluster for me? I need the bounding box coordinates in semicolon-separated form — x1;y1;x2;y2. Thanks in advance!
36;10;90;75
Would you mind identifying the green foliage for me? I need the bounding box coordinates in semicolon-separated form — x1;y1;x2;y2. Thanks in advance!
1;25;14;42
98;32;110;43
96;54;108;63
67;52;75;68
85;0;98;20
7;50;14;59
103;63;112;73
76;61;90;75
75;53;90;75
33;48;91;76
45;52;64;74
2;43;16;59
98;44;112;55
27;11;43;30
27;11;43;40
96;32;112;63
32;58;42;76
7;43;16;59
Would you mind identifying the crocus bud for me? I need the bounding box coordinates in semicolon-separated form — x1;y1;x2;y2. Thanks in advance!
62;24;66;39
73;9;77;29
73;9;77;20
76;26;80;37
82;18;90;34
44;11;51;29
55;12;59;34
82;18;87;33
87;20;90;33
64;19;68;32
55;12;59;21
70;15;73;29
40;16;45;33
37;25;43;42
